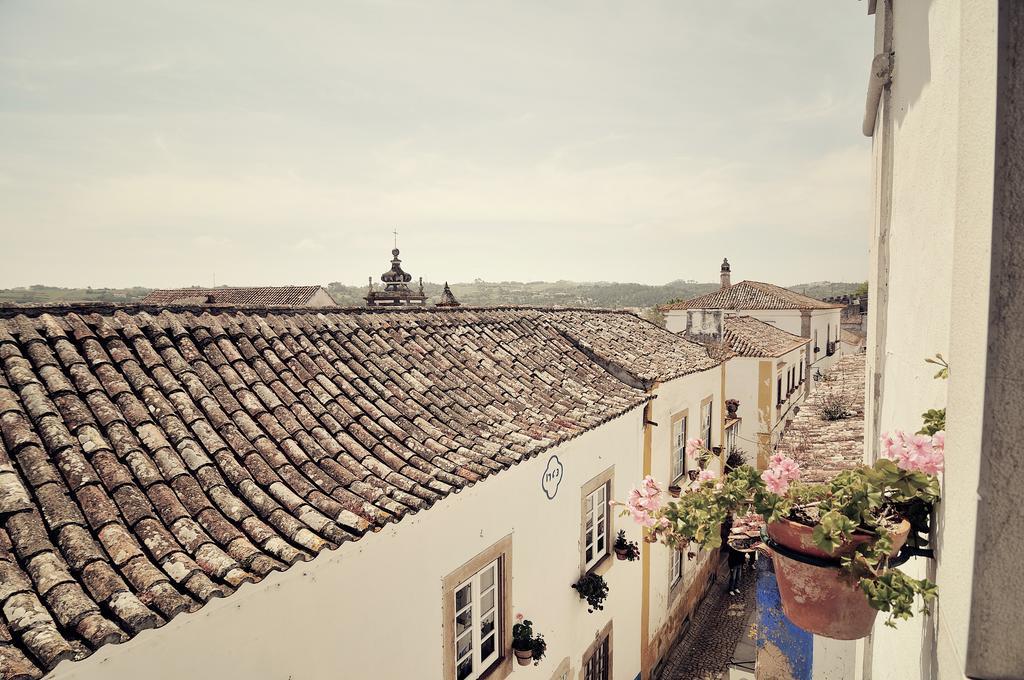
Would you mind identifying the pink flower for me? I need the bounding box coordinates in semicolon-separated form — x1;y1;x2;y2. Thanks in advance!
641;475;662;497
516;613;524;622
761;468;790;495
696;469;718;483
686;438;705;457
761;453;800;495
881;429;944;476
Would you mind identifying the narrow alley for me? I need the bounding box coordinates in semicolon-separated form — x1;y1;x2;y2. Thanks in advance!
658;559;757;680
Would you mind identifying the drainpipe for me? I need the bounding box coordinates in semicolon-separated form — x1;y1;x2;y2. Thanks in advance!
863;51;895;137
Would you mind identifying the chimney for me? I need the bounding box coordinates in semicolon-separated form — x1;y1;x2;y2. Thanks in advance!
720;257;731;289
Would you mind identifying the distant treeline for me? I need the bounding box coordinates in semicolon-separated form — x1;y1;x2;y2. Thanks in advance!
0;280;864;310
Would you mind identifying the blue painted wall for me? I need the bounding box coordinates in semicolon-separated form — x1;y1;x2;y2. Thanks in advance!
755;557;813;680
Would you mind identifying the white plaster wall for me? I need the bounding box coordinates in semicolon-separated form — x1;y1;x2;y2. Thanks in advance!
724;358;760;466
308;288;339;307
863;0;997;678
646;367;723;641
744;309;802;336
812;637;857;680
664;311;686;334
49;409;647;680
808;309;843;374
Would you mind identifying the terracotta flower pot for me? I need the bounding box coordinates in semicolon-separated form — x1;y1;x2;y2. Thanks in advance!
513;648;533;666
614;547;628;560
766;517;910;640
668;485;682;498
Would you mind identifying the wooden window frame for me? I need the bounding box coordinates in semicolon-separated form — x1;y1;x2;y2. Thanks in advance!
579;620;613;680
669;545;684;591
670;409;688;483
580;466;615;574
699;396;713;449
442;535;514;680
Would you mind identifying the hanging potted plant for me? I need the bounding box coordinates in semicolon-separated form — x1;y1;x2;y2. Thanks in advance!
613;530;640;561
613;433;943;640
571;573;609;613
511;614;547;666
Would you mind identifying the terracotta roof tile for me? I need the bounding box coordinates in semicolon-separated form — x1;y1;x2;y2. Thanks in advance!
721;316;809;358
141;287;335;307
775;355;866;483
0;305;714;676
662;281;845;311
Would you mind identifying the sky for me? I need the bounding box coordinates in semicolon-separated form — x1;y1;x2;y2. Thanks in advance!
0;1;874;288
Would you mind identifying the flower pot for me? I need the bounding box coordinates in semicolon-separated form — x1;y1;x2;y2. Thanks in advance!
513;648;534;666
614;547;628;560
766;517;910;640
668;485;681;498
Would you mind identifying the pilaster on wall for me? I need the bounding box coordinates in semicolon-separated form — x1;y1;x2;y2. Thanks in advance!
800;311;813;400
756;361;773;469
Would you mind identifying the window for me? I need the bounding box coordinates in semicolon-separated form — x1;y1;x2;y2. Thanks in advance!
670;546;683;587
776;377;783;405
454;561;500;680
442;536;512;680
800;360;805;383
670;412;687;482
582;624;612;680
583;484;609;570
814;329;819;353
700;399;713;448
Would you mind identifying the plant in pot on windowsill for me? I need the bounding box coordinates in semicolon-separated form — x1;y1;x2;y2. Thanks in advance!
613;530;640;561
571;572;608;613
614;434;943;640
511;614;547;666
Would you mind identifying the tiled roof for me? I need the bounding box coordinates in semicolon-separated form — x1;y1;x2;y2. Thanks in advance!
840;329;866;347
141;287;334;307
0;305;713;677
775;355;866;483
722;316;809;358
545;310;719;385
661;281;845;311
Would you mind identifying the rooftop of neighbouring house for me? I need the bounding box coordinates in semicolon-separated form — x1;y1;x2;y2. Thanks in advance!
722;316;810;358
141;286;336;307
661;280;845;312
840;329;867;348
775;354;866;483
0;304;717;678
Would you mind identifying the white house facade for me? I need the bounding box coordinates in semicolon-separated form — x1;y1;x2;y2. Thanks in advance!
858;0;1021;678
0;305;724;680
662;261;846;386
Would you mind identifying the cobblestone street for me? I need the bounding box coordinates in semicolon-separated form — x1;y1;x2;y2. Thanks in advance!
657;559;757;680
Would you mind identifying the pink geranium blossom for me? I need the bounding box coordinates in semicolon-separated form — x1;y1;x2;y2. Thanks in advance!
879;430;944;476
686;438;705;457
761;453;801;495
695;469;718;483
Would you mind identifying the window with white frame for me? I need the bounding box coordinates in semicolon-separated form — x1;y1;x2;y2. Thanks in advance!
453;559;501;680
583;483;609;570
671;413;687;482
670;546;683;586
701;400;713;448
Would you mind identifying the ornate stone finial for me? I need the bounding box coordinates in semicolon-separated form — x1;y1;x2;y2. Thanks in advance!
365;241;428;307
436;282;461;307
721;257;731;272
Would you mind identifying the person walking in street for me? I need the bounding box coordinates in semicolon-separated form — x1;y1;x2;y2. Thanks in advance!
726;542;745;595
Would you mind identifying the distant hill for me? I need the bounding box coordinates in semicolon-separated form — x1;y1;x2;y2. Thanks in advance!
0;280;864;310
